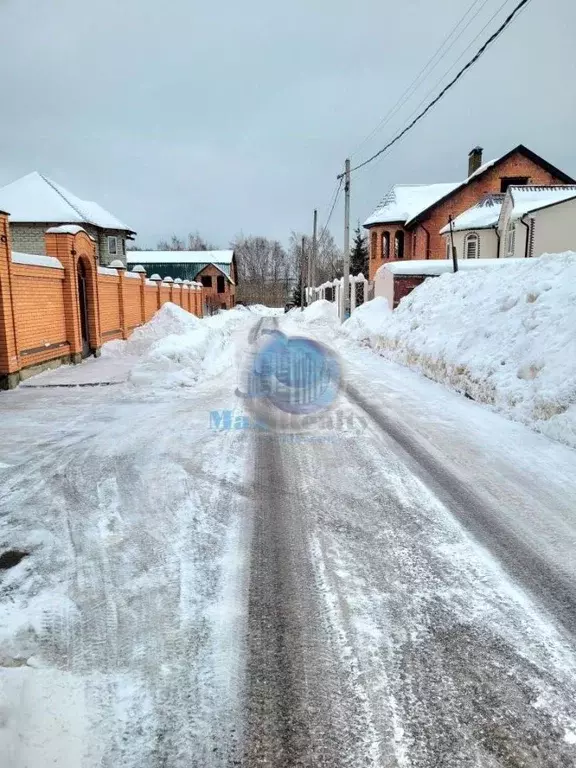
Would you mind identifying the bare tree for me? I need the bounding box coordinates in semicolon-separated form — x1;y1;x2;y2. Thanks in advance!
288;228;342;285
232;235;292;306
156;232;217;251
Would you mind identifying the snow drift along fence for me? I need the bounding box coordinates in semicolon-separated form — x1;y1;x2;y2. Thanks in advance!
0;214;204;388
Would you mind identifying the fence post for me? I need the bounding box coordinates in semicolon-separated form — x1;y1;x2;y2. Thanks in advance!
350;276;357;314
109;259;127;339
0;214;19;387
132;264;147;323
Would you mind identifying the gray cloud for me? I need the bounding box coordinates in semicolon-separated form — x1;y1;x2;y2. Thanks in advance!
1;0;575;248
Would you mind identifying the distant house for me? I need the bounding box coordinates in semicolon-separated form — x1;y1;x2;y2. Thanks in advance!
441;185;576;260
363;145;575;277
0;172;135;265
127;250;237;310
497;185;576;259
439;194;504;260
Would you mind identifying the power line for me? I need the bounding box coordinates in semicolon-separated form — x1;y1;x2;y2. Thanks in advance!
350;0;492;158
319;177;343;243
342;0;533;178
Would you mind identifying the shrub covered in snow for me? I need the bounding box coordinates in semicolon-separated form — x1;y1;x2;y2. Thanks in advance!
365;253;576;448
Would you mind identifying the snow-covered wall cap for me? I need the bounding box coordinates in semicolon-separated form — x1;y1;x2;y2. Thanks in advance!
98;266;118;276
377;258;528;278
12;251;64;269
174;277;183;283
108;259;126;269
45;224;88;236
131;264;146;273
182;279;190;285
163;276;174;283
149;273;162;281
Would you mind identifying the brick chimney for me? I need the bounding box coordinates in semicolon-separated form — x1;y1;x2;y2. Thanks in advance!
468;146;483;177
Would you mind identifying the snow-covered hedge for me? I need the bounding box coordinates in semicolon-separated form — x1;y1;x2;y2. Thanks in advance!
347;254;576;449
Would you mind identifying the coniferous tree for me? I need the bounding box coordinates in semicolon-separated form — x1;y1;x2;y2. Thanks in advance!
350;224;369;276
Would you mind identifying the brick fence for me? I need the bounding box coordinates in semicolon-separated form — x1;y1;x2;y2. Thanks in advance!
0;214;204;389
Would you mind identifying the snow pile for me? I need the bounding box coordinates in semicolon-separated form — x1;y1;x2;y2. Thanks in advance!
368;253;576;448
102;303;257;389
297;299;340;328
341;298;391;342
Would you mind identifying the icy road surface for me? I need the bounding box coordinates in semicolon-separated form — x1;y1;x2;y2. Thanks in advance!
1;307;576;767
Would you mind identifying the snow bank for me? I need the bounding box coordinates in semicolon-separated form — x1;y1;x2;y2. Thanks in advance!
366;253;576;448
341;298;391;342
297;299;340;327
102;303;254;389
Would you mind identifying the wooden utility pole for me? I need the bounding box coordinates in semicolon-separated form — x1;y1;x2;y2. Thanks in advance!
448;215;458;272
342;158;351;320
311;208;318;299
300;235;306;309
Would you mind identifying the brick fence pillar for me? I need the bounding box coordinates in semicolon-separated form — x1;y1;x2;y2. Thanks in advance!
0;214;20;387
45;227;102;362
131;264;147;323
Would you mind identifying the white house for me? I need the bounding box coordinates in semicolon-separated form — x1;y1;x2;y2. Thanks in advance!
497;185;576;258
439;194;504;260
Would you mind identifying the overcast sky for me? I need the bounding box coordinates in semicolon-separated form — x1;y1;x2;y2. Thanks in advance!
1;0;575;248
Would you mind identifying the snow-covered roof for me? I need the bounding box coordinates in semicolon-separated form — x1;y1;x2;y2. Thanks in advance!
11;251;64;269
378;258;526;277
508;185;576;220
0;172;134;232
364;183;459;227
126;250;234;265
439;194;504;234
46;224;91;237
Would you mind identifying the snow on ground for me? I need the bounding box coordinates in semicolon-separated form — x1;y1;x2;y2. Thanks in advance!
343;254;576;449
341;297;391;342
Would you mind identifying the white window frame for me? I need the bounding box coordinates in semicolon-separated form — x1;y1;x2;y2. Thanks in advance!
108;236;118;256
464;232;479;259
506;221;516;257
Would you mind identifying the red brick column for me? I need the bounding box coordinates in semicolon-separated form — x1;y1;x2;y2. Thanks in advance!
0;214;20;386
45;228;101;361
131;264;147;323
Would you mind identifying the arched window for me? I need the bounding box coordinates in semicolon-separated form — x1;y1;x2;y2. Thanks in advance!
371;231;377;259
464;232;479;259
506;221;516;257
382;231;390;259
394;230;405;260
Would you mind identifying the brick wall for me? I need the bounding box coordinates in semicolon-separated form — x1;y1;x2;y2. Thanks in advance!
0;217;204;388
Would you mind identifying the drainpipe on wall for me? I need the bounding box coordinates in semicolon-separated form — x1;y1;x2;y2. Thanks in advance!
494;226;501;258
521;217;531;258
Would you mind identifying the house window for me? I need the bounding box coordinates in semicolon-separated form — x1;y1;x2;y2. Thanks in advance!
122;239;126;255
506;221;516;256
464;232;479;259
500;176;529;193
217;275;225;294
108;236;118;256
201;275;212;288
382;232;390;259
371;231;377;259
394;230;405;259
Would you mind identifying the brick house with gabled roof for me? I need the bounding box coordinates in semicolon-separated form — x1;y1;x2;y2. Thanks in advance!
364;145;575;279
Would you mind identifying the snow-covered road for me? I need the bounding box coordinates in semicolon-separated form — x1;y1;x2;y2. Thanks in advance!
1;306;576;766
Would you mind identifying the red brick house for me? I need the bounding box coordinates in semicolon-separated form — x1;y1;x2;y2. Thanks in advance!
126;250;237;311
364;145;575;279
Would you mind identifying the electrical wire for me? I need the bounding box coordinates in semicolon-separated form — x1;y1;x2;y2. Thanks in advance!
342;0;533;177
318;177;343;244
350;0;492;158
